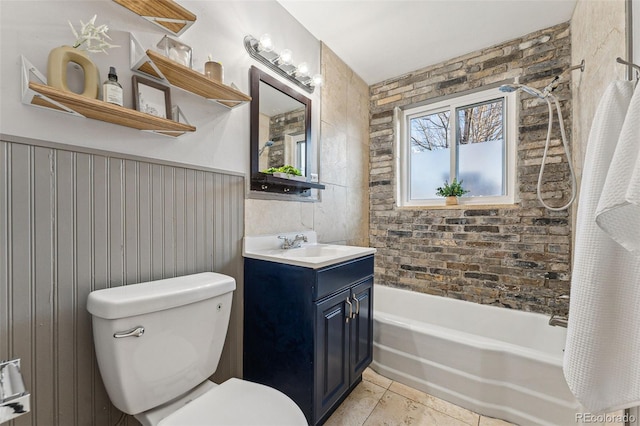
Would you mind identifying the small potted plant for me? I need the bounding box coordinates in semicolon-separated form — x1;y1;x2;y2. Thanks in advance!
262;165;306;182
436;178;469;205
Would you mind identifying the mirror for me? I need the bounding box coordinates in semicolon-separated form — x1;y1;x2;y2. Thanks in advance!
250;66;312;193
258;83;307;175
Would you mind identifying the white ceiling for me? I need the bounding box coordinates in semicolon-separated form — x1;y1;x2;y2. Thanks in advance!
278;0;577;85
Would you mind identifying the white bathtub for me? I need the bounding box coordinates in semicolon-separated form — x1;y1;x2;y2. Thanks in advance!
372;285;584;426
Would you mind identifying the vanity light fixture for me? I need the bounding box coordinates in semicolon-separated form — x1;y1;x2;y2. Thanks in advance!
244;34;322;93
258;33;274;53
296;62;309;77
278;49;293;66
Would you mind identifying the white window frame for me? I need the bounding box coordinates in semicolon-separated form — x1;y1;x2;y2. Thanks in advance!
396;87;517;207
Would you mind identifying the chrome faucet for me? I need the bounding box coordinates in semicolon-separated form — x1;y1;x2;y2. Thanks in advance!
278;234;308;249
548;315;568;328
548;294;569;328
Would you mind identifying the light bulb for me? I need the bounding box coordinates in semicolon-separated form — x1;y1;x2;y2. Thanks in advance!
296;62;309;77
279;49;293;65
311;74;324;87
258;33;273;52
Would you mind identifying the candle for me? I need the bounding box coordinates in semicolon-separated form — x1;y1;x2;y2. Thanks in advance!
204;61;223;83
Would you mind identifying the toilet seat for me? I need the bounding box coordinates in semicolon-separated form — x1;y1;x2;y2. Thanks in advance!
157;378;307;426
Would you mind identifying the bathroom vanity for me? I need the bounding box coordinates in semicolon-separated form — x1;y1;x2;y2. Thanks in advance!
243;233;375;425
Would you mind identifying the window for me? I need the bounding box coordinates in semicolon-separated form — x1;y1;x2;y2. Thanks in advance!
397;87;516;206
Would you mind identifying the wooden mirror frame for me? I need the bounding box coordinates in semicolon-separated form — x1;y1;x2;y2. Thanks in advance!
250;66;323;195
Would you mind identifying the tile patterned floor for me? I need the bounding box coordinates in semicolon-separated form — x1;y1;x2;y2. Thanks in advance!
325;368;515;426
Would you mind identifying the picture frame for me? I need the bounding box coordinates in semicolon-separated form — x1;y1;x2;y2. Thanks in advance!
132;75;172;119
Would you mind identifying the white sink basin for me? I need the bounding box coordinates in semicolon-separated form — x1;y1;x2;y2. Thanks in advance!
283;245;345;259
243;232;376;269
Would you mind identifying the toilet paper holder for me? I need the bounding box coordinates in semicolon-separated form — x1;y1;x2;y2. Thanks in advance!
0;359;30;424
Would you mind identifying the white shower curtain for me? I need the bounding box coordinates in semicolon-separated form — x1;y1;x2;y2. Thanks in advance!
564;80;640;413
596;81;640;253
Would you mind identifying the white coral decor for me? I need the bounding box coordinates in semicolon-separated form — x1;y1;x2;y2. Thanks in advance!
69;14;119;53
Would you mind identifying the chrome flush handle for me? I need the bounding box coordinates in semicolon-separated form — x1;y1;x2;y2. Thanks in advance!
113;326;145;339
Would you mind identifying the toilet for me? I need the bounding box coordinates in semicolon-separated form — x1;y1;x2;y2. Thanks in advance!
87;272;307;426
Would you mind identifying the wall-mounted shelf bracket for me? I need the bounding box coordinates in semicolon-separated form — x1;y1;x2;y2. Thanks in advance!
113;0;196;36
130;34;165;80
139;16;195;37
21;56;83;118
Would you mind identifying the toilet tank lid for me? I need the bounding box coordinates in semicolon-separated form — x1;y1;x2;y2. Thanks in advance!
87;272;236;319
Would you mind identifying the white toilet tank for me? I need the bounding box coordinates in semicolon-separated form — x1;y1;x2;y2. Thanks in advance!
87;273;235;415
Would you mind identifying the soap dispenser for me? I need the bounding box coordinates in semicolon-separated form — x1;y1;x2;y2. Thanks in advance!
102;66;123;106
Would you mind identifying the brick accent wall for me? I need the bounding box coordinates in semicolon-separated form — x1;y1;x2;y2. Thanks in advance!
266;107;305;169
369;22;572;315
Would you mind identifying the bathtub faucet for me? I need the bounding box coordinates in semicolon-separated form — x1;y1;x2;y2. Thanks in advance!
548;315;568;328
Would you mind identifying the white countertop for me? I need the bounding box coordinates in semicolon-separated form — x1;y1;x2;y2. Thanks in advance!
243;231;376;269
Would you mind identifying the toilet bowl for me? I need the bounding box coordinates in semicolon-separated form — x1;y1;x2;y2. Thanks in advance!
137;379;306;426
87;272;306;425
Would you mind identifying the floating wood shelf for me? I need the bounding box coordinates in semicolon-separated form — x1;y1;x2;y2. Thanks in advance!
133;48;252;109
113;0;196;36
25;82;196;137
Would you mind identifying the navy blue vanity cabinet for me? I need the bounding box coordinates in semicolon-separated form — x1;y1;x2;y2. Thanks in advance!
243;254;374;426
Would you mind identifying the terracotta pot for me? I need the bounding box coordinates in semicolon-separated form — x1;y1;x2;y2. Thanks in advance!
445;196;458;206
47;45;99;99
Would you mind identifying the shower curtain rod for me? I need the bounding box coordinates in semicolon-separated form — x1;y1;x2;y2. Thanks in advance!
616;57;640;80
566;59;586;74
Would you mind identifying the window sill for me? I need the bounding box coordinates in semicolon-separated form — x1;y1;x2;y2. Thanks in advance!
397;203;519;210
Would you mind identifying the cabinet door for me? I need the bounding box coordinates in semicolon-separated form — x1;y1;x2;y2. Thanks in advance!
315;288;350;422
350;278;373;384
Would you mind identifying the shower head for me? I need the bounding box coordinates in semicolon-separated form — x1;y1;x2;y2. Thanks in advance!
499;83;545;99
258;140;275;156
498;84;519;93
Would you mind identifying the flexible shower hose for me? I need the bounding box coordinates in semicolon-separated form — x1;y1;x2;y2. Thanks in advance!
537;94;577;211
